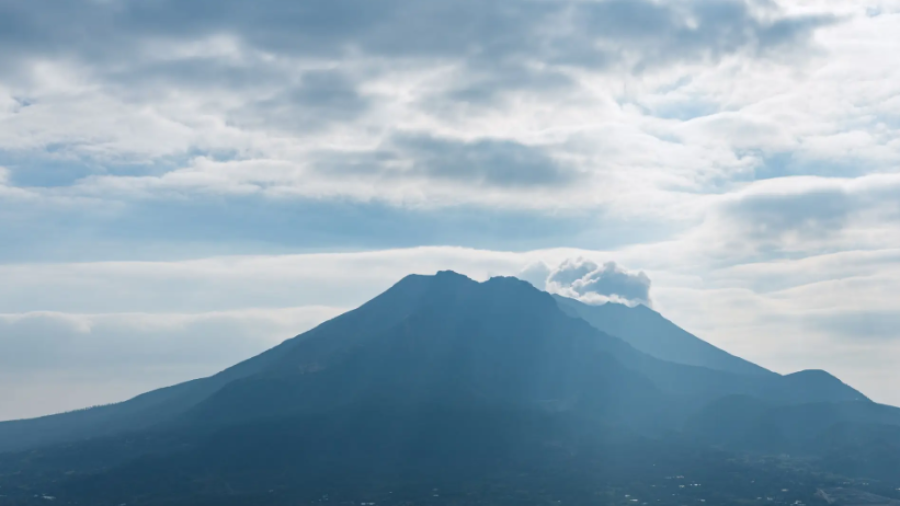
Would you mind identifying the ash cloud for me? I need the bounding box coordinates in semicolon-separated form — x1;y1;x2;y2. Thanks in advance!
520;258;652;307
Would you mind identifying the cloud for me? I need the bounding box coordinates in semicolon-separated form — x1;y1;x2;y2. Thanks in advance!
0;0;844;212
0;0;832;77
322;134;581;188
229;69;372;134
690;174;900;261
517;261;552;289
712;249;900;294
808;310;900;341
0;307;344;372
544;258;652;306
399;135;581;187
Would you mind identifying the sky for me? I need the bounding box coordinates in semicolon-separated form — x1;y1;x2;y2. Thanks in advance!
1;0;900;420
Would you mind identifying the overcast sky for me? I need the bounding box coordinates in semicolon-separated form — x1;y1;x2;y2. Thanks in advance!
2;0;900;420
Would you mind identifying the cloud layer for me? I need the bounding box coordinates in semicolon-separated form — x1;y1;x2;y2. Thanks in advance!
0;0;853;212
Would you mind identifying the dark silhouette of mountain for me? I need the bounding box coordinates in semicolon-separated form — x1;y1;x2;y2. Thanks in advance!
0;272;868;454
553;294;772;376
0;271;895;505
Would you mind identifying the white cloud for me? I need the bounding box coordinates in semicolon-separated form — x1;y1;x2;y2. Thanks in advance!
690;174;900;261
0;0;880;216
539;258;653;306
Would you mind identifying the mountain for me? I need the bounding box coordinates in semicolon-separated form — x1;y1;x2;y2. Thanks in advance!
553;294;772;376
0;272;867;454
0;271;895;505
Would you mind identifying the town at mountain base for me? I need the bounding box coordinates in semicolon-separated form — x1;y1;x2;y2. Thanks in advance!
1;271;898;505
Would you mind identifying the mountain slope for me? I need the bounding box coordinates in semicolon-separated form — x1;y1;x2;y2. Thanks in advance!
554;294;772;376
